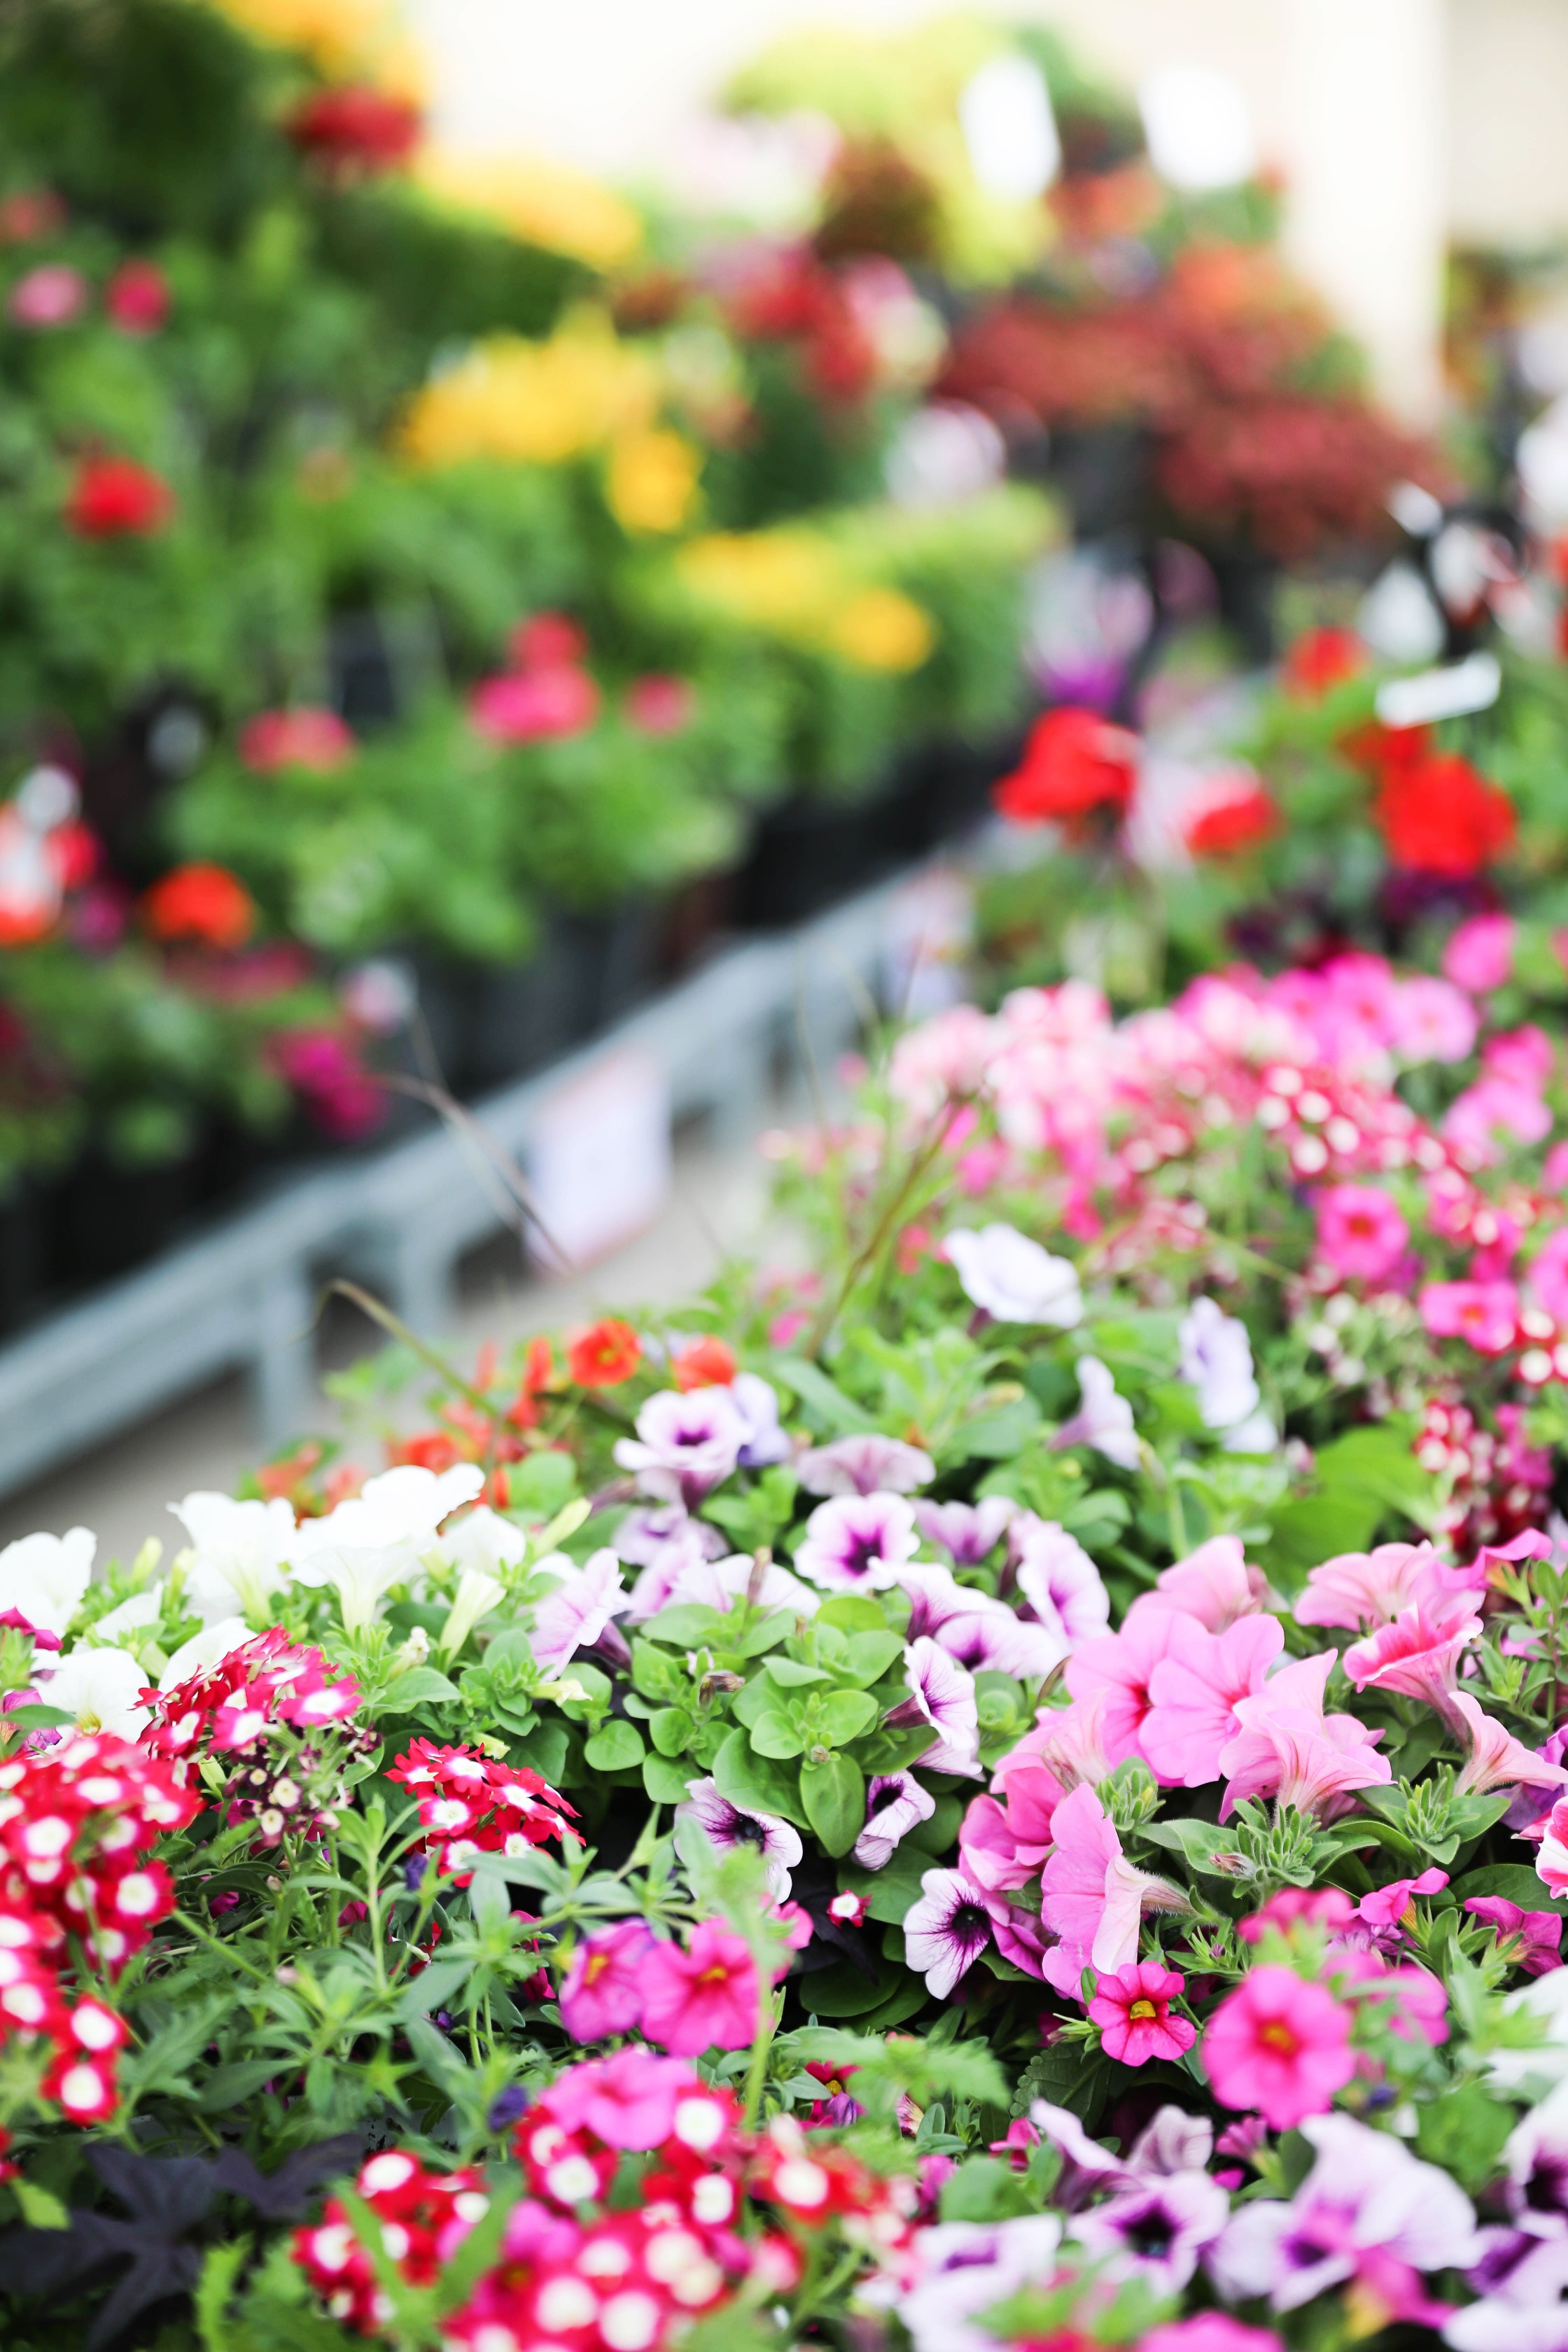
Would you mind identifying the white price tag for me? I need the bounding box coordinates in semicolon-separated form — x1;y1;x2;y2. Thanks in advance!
1375;652;1501;729
526;1047;671;1273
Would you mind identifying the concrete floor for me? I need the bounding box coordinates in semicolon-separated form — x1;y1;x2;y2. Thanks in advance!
0;1121;778;1569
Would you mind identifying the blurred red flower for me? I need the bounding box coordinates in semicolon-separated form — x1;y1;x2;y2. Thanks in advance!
105;258;171;335
1374;750;1516;877
239;706;356;773
141;862;256;950
66;454;173;537
1184;778;1279;859
509;612;588;671
1282;625;1364;699
994;706;1140;830
673;1336;736;1390
287;85;421;174
566;1318;642;1388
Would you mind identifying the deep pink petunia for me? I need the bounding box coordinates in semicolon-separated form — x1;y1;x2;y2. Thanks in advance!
638;1921;759;2056
1087;1959;1195;2066
556;1919;653;2040
1203;1964;1357;2129
1064;1607;1184;1766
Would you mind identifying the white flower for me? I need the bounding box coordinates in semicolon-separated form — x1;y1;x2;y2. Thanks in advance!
946;1224;1082;1326
43;1646;150;1737
1490;1967;1568;2092
160;1616;250;1689
170;1491;298;1625
1056;1356;1140;1471
93;1590;162;1645
290;1464;484;1634
1178;1297;1275;1448
432;1504;528;1657
0;1526;95;1637
666;1550;820;1619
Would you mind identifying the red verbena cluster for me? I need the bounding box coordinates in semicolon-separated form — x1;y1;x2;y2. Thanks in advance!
1350;726;1518;879
0;1732;202;2121
293;2148;491;2333
140;1628;363;1763
387;1740;578;1881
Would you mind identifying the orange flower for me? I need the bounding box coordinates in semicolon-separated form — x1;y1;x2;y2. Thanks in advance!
1282;625;1364;699
566;1318;641;1388
673;1336;736;1390
389;1430;462;1472
506;1335;557;1429
141;862;256;950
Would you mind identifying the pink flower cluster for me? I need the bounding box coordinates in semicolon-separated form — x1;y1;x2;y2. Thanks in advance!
559;1916;765;2056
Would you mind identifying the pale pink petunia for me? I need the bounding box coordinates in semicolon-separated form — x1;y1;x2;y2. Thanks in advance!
1202;1965;1357;2131
1453;1690;1568;1797
1443;1079;1552;1168
1135;1534;1267;1633
1343;1602;1483;1731
529;1548;626;1674
1387;975;1478;1066
1140;1613;1284;1787
1029;1691;1122;1790
1443;910;1516;995
1294;1539;1453;1631
1217;1651;1390;1822
1064;1608;1184;1766
1038;1783;1190;1998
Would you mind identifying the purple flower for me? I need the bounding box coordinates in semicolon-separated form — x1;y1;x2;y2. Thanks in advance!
1074;2171;1229;2292
1466;1896;1563;1977
797;1433;934;1497
946;1223;1082;1326
1503;2086;1568;2226
530;1548;626;1674
665;1549;818;1619
1009;1513;1110;1649
904;1866;997;1998
1212;2112;1478;2314
673;1775;803;1898
614;1387;746;1507
793;1490;919;1593
883;1635;980;1775
1054;1354;1140;1471
1450;2236;1568;2351
733;1371;792;1468
895;2216;1063;2352
915;1497;1017;1564
618;1505;729;1620
486;2083;531;2130
899;1562;1068;1681
854;1769;936;1868
1179;1298;1275;1450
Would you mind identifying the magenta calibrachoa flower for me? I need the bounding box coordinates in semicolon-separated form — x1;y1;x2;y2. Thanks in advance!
1088;1959;1195;2065
638;1920;759;2055
1203;1965;1357;2130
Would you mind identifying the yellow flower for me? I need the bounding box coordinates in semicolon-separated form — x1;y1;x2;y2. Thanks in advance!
400;321;658;469
677;532;846;638
413;146;641;271
831;587;935;671
204;0;381;72
606;429;701;534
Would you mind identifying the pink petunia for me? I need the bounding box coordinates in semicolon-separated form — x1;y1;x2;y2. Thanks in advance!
556;1919;653;2040
538;2047;690;2148
1087;1960;1195;2066
1140;2322;1284;2352
1294;1539;1454;1631
1038;1784;1189;1998
638;1920;759;2055
1203;1964;1357;2129
1140;1612;1284;1788
1313;1184;1409;1284
959;1738;1064;1893
1064;1608;1184;1767
1419;1278;1521;1355
1443;910;1516;995
1217;1651;1390;1821
1464;1896;1562;1975
1354;1868;1447;1933
1534;1798;1568;1900
1527;1227;1568;1324
1237;1887;1354;1945
1387;975;1478;1065
1452;1689;1568;1796
1343;1601;1483;1731
1135;1534;1267;1633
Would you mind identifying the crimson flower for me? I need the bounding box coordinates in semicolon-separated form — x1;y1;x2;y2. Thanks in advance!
1373;748;1516;877
994;708;1140;832
66;454;173;537
287;85;421;174
140;862;256;951
105;259;170;334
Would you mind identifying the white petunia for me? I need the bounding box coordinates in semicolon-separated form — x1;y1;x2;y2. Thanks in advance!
946;1224;1082;1326
0;1526;96;1637
170;1491;298;1625
290;1464;484;1634
43;1645;150;1737
159;1616;251;1690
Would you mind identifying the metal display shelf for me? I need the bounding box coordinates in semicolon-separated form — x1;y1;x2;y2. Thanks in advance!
0;867;933;1500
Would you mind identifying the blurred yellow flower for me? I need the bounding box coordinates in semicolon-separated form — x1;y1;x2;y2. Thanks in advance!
606;430;701;534
400;321;658;469
414;147;642;271
206;0;381;72
677;533;845;638
832;587;934;671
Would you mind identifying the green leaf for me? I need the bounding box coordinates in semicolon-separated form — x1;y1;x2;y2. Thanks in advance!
764;1658;832;1688
511;1450;578;1516
736;1609;798;1657
840;1847;930;1924
386;1666;461;1707
196;2060;284;2111
643;1754;695;1805
713;1726;808;1825
13;2180;69;2230
1140;1818;1244;1877
769;1357;876;1434
510;1722;569;1782
750;1711;806;1760
802;1751;865;1856
816;1688;878;1744
1416;2083;1515;2190
800;1958;897;2017
642;1604;729;1648
584;1720;646;1772
958;1398;1044;1460
648;1707;694;1758
817;1597;888;1634
195;2237;252;2349
1454;1863;1567;1917
396;1957;472;2019
841;1631;906;1685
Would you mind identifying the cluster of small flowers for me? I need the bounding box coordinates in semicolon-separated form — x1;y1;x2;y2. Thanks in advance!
139;1626;363;1762
386;1739;578;1881
297;2054;922;2348
0;1732;202;2121
1415;1394;1554;1546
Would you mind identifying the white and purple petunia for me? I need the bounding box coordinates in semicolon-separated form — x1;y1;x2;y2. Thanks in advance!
1054;1354;1140;1471
614;1387;747;1508
914;1496;1018;1566
903;1865;998;1998
666;1548;819;1620
854;1768;936;1868
946;1222;1082;1326
1009;1513;1110;1651
884;1634;980;1775
792;1490;920;1594
797;1432;934;1498
895;2215;1064;2352
1178;1297;1276;1453
899;1561;1067;1682
673;1774;804;1899
732;1371;792;1468
617;1504;728;1620
529;1548;627;1674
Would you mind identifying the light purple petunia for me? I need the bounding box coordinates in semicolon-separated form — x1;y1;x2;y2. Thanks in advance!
797;1433;934;1498
895;2216;1064;2352
530;1548;626;1675
792;1490;920;1593
673;1774;804;1899
732;1371;792;1468
884;1634;980;1776
617;1505;728;1621
1009;1512;1110;1650
915;1496;1018;1565
898;1562;1067;1683
613;1387;747;1508
1074;2170;1229;2293
853;1769;936;1868
1054;1354;1140;1471
666;1549;819;1620
946;1223;1083;1326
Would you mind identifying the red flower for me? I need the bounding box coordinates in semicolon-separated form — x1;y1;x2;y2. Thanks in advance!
626;673;696;736
509;611;588;671
505;1336;557;1430
673;1336;736;1390
1184;778;1279;859
1374;750;1516;878
994;707;1140;831
1283;624;1364;699
104;259;170;335
239;707;355;773
66;454;173;538
287;85;421;174
141;862;256;950
0;190;67;244
566;1319;641;1388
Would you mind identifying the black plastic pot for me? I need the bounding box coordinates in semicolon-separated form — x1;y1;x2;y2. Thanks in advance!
734;786;899;929
1049;422;1156;541
904;729;1029;850
464;917;591;1094
1209;549;1281;665
46;1144;204;1289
